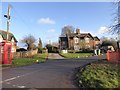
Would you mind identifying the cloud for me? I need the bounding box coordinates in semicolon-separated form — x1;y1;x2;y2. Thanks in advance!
47;29;55;33
98;26;109;35
37;17;55;24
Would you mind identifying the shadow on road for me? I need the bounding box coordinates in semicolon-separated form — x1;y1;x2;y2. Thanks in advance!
48;54;106;61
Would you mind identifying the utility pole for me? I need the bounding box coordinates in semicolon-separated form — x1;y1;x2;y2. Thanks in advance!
4;5;11;42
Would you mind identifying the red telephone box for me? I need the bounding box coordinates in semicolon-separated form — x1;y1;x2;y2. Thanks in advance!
0;42;12;64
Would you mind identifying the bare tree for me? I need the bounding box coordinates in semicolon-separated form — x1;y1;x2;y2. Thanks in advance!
100;37;118;50
61;25;75;36
110;1;120;36
21;34;37;51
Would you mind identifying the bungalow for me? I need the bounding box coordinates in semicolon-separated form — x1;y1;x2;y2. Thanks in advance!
59;28;100;51
0;30;18;52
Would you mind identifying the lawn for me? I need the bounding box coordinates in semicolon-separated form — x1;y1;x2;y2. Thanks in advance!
76;60;119;88
60;53;93;58
3;53;48;67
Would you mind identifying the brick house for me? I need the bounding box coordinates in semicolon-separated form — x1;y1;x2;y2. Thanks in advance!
59;28;100;51
0;30;18;52
93;36;101;49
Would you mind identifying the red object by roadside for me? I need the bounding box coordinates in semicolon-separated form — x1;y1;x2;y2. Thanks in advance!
107;50;120;63
0;42;12;64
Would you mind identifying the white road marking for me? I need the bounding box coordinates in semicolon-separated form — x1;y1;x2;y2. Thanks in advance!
6;83;26;88
4;77;17;82
17;86;26;88
1;70;40;84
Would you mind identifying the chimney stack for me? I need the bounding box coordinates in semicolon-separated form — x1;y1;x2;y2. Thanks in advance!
76;28;80;35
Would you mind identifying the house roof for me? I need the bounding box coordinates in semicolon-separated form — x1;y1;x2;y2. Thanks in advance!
80;33;94;39
60;32;100;41
59;37;68;41
94;36;100;41
0;30;18;42
68;33;94;39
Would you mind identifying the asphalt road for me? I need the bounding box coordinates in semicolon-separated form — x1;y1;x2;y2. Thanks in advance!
1;54;106;88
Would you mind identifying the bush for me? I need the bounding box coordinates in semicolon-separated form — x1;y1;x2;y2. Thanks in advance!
52;47;59;53
76;49;94;53
42;48;46;50
46;44;58;53
38;48;43;53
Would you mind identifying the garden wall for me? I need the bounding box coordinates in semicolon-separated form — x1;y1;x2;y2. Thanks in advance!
12;49;38;58
107;50;120;63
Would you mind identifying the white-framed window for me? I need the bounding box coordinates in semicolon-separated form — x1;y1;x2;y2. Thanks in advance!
11;38;15;45
62;41;66;46
0;35;3;42
11;38;15;43
85;37;89;43
74;45;79;51
74;37;79;44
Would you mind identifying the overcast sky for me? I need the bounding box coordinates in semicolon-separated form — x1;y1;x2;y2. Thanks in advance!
1;2;116;47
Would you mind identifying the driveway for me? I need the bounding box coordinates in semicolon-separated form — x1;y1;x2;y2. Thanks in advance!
1;54;106;88
48;53;64;59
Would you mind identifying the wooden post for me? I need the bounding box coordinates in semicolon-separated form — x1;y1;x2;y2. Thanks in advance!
6;5;11;42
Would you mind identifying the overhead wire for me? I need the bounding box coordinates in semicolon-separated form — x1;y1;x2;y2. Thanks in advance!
11;6;40;45
11;5;32;32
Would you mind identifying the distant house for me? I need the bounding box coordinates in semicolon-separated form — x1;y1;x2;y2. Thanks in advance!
93;36;101;49
59;28;100;51
0;30;18;52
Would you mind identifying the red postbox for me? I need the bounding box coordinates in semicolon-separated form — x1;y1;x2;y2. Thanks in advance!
0;42;12;64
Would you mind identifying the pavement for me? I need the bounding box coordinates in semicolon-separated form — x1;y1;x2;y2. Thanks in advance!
1;53;106;88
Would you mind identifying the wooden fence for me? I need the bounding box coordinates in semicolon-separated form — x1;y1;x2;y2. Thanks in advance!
12;49;38;58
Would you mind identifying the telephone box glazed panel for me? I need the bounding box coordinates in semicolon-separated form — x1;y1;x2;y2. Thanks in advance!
0;42;12;64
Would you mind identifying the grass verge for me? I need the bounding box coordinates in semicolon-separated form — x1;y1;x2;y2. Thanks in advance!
76;60;119;88
2;53;48;68
60;53;93;58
